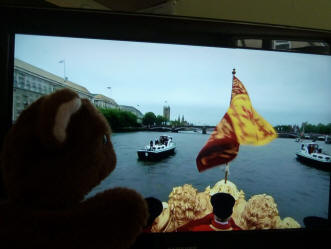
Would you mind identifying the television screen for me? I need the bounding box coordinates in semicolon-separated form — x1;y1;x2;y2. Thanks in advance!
13;33;331;232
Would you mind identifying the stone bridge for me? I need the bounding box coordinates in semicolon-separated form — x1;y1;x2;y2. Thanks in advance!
148;126;215;134
277;132;298;138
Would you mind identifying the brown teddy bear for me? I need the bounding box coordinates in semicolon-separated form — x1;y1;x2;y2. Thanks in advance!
0;88;148;249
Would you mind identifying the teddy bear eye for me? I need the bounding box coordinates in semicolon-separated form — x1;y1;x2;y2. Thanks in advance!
103;134;108;144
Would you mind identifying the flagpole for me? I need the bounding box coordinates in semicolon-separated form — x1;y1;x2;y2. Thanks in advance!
223;69;237;184
63;60;66;80
59;60;66;81
197;67;277;180
224;163;230;184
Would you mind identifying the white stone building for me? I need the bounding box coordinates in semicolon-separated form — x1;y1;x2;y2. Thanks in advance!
13;58;142;122
93;94;119;109
13;58;93;121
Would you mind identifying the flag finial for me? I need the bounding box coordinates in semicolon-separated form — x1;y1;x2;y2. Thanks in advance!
232;68;236;76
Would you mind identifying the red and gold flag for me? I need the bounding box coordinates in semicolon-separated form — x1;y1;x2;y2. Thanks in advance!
196;74;277;172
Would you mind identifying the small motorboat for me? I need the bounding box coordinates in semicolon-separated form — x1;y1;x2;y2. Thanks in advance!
325;135;331;144
137;135;176;161
296;143;331;170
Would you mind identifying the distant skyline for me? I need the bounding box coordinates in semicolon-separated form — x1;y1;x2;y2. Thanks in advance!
14;34;331;126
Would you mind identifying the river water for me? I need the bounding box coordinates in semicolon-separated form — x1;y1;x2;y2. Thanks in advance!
86;131;330;226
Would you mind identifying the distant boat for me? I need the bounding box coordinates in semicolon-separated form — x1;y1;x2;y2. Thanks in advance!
317;136;325;141
137;135;176;161
325;135;331;144
296;143;331;170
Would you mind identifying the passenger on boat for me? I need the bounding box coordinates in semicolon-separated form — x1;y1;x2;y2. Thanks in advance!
177;193;241;231
308;145;313;154
310;144;318;153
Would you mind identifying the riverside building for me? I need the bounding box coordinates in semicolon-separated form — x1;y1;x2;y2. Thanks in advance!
12;58;139;121
93;94;119;109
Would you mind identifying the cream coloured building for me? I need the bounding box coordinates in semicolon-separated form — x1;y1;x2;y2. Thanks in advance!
93;94;119;109
13;58;141;122
13;58;94;121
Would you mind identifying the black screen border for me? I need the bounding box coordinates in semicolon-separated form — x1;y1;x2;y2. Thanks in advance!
0;6;330;249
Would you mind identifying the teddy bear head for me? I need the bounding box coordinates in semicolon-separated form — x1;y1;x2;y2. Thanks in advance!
1;88;116;209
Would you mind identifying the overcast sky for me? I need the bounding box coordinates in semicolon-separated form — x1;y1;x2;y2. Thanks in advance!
14;34;331;126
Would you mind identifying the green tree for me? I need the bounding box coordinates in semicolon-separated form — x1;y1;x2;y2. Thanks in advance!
98;108;139;130
156;115;166;126
326;123;331;134
119;111;139;128
170;120;181;127
302;122;317;133
142;112;156;127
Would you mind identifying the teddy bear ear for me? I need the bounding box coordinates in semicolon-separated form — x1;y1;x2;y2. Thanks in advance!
53;97;82;143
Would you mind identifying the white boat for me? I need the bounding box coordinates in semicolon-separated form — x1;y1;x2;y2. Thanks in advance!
137;135;176;161
296;143;331;170
325;135;331;144
317;135;325;141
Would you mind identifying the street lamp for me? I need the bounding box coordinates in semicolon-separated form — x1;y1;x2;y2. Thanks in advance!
106;86;111;97
58;59;66;81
